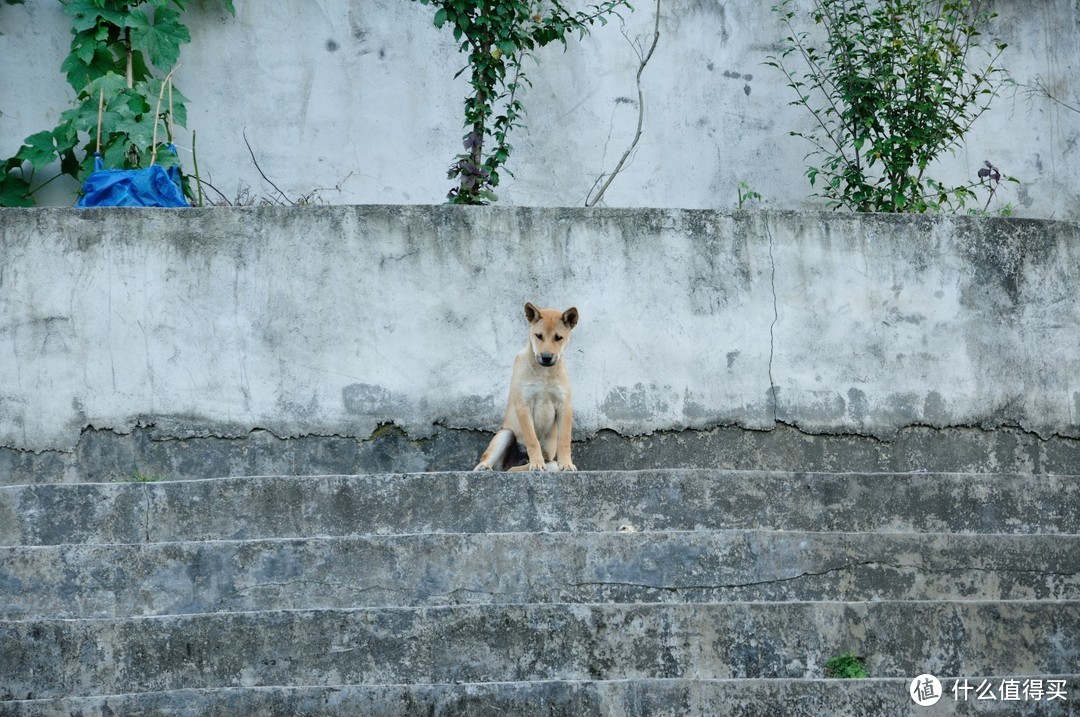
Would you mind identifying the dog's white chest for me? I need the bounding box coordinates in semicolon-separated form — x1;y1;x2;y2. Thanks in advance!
521;381;565;432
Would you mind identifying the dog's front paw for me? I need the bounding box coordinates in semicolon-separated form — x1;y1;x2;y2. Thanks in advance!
558;462;577;472
473;463;493;472
527;461;548;471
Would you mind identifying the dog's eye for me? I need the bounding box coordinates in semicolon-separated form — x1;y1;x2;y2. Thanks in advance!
554;335;563;342
535;333;543;340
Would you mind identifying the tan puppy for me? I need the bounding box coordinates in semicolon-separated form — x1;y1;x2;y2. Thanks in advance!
474;302;579;472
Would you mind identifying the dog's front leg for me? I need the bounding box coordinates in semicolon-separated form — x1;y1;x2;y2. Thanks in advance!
555;403;576;471
514;402;548;470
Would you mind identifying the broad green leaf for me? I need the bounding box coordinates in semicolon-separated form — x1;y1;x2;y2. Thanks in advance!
58;103;94;145
129;7;190;70
129;49;155;86
101;138;133;171
116;86;151;118
88;72;132;104
114;105;159;151
0;173;34;208
154;147;181;170
16;131;58;169
136;78;190;128
69;28;101;65
63;0;127;33
63;46;123;90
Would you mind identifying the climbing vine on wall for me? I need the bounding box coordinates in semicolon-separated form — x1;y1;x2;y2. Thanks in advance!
412;0;632;204
0;0;234;206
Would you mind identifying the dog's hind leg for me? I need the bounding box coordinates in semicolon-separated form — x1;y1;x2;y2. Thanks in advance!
474;428;516;471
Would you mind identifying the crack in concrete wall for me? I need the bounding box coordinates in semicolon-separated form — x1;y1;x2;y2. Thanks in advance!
2;420;1078;484
764;215;780;424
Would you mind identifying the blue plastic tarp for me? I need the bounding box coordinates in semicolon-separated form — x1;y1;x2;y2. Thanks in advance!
76;152;189;208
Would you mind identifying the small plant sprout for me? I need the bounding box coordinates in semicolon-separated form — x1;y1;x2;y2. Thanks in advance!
737;181;763;210
976;160;1018;214
114;470;164;483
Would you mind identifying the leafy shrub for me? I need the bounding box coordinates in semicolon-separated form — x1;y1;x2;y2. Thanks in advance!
0;0;234;206
768;0;1010;212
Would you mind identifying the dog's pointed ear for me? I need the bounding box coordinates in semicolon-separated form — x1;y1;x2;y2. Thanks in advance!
524;302;541;324
562;307;579;329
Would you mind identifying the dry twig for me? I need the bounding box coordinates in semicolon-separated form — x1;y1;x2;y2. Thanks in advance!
585;0;660;207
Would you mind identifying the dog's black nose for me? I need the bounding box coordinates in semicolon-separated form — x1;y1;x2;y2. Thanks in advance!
539;353;555;366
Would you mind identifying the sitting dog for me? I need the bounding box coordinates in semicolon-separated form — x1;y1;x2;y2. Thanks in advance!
474;302;579;471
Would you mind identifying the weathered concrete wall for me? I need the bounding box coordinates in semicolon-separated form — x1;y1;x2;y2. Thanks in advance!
1;0;1078;217
1;206;1078;481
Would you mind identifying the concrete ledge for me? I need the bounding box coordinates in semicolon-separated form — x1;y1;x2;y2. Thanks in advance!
5;421;1080;485
3;602;1078;698
3;207;1079;478
4;471;1079;546
6;678;1078;717
5;531;1079;619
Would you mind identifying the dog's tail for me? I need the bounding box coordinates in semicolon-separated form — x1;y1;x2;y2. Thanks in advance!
474;428;516;471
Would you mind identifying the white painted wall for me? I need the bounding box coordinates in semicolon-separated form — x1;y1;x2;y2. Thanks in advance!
2;0;1078;216
2;206;1078;454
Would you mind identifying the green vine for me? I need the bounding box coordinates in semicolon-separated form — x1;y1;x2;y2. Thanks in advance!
413;0;631;205
0;0;234;207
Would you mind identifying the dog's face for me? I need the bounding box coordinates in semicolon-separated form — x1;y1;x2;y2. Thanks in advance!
524;302;578;368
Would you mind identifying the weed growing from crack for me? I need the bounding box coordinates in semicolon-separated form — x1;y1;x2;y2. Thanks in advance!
826;651;869;678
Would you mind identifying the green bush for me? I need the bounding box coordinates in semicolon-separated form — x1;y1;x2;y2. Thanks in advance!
768;0;1011;212
0;0;234;206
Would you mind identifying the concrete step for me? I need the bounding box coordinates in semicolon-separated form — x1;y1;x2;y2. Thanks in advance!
3;531;1079;620
2;601;1077;700
4;470;1078;546
2;469;1076;714
3;677;1078;717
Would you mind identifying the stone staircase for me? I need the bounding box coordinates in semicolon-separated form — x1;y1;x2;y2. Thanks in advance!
1;469;1077;716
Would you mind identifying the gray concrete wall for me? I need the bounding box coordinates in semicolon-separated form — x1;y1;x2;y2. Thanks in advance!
1;0;1079;217
1;206;1078;480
